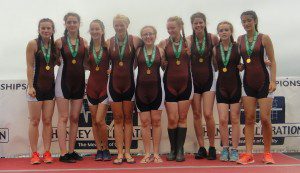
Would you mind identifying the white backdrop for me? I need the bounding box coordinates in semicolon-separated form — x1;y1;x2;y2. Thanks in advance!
0;0;300;80
0;77;299;158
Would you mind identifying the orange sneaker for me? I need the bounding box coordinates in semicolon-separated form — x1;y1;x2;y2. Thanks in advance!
262;152;275;164
236;153;254;165
43;151;53;163
30;152;41;165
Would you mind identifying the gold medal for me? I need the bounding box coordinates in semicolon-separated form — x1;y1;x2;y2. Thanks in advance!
246;58;251;63
95;66;100;71
176;60;181;65
199;58;204;63
146;68;151;75
119;61;123;66
223;67;227;72
72;59;76;64
45;65;50;71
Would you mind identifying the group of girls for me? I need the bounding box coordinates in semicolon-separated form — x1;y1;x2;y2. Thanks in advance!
26;10;276;165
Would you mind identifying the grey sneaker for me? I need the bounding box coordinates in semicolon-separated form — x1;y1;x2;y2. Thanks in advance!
219;148;229;161
229;149;239;162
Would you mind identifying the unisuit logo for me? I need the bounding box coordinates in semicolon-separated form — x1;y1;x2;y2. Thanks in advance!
52;99;141;150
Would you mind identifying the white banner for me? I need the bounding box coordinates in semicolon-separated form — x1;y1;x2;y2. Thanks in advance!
0;77;300;158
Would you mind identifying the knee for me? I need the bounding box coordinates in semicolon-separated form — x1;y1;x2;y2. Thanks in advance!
30;118;40;127
98;119;107;127
114;114;124;125
203;111;213;121
140;119;150;128
245;116;255;126
219;117;228;127
59;114;68;124
124;114;132;124
42;117;52;127
92;119;98;127
260;117;271;126
151;118;161;128
70;115;79;124
168;116;178;127
193;111;202;121
178;116;187;125
230;116;240;125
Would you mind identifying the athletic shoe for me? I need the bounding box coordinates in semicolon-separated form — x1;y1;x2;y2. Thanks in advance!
236;153;254;165
195;147;207;159
102;149;112;161
69;151;83;161
43;151;53;163
262;152;275;164
229;149;239;162
30;152;41;165
59;153;76;163
207;147;216;160
95;150;103;161
220;148;229;161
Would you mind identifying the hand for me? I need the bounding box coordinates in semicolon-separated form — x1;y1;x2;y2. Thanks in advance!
264;59;272;66
237;63;244;71
269;81;276;93
185;47;191;56
27;87;36;98
56;57;61;66
107;69;111;75
162;61;168;67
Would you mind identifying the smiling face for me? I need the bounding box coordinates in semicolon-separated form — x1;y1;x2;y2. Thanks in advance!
89;22;104;41
38;21;54;40
192;17;206;35
217;23;232;42
113;19;128;36
241;15;257;32
141;27;157;46
65;15;80;34
167;21;181;38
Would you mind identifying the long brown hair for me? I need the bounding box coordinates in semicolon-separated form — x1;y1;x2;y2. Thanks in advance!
63;12;81;39
89;19;107;52
241;10;258;32
37;18;56;57
190;12;208;46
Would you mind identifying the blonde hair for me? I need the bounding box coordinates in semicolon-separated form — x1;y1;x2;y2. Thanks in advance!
167;16;186;40
217;21;234;42
140;25;157;37
167;16;184;28
113;14;130;26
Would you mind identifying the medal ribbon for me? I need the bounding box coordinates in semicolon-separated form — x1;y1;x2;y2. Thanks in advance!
170;36;183;60
245;31;258;57
115;34;128;62
41;41;51;64
143;46;156;68
67;36;79;58
195;35;206;56
93;46;103;65
220;42;232;68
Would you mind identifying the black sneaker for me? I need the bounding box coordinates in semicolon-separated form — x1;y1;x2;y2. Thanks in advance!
195;147;207;159
207;147;216;160
102;149;112;161
59;154;76;163
69;151;83;161
95;150;103;161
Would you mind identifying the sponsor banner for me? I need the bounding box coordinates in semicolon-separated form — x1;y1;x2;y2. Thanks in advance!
0;77;300;157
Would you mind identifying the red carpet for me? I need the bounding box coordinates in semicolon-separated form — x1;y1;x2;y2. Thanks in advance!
0;153;299;173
